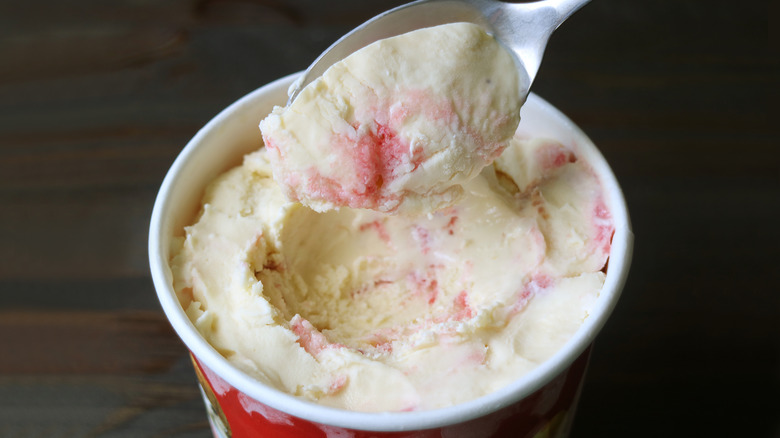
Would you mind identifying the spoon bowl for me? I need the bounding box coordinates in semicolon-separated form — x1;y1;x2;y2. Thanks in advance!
287;0;590;105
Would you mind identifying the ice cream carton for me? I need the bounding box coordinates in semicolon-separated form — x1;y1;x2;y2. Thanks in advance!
149;73;633;437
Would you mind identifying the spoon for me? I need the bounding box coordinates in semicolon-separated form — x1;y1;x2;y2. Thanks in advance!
287;0;590;105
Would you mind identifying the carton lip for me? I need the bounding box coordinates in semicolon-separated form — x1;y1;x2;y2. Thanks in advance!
148;72;633;432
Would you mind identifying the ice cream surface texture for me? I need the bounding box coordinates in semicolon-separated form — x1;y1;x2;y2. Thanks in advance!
170;132;614;412
259;22;521;214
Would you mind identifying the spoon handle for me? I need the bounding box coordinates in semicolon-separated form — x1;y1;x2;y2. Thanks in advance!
547;0;591;27
489;0;590;87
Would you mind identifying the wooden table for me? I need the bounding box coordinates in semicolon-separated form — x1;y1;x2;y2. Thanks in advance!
1;1;777;436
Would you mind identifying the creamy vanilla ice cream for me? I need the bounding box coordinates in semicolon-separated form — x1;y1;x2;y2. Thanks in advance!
170;131;613;412
259;23;521;214
171;22;613;413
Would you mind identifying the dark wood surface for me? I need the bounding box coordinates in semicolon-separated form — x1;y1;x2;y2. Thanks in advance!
1;1;777;436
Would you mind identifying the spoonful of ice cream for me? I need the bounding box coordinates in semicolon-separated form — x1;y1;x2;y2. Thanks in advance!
261;0;589;214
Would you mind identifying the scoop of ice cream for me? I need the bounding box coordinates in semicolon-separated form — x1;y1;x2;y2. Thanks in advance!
259;22;521;214
170;133;613;412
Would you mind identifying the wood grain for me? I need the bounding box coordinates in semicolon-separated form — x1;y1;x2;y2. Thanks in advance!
1;0;777;436
0;311;183;374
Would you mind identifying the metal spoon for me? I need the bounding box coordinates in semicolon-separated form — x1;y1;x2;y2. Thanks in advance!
287;0;590;105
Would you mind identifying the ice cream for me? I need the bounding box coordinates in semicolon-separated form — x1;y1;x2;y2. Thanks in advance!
259;23;521;214
170;22;614;413
170;130;613;412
